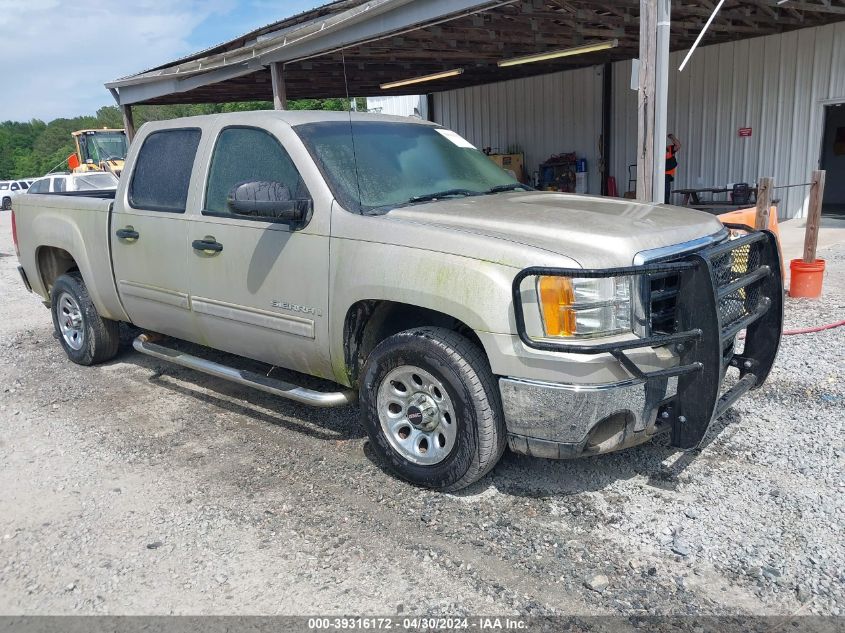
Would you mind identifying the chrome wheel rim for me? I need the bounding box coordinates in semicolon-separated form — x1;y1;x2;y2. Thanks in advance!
377;365;457;466
57;292;84;351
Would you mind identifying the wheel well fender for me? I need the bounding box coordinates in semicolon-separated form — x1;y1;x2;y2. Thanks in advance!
341;300;486;387
36;246;79;294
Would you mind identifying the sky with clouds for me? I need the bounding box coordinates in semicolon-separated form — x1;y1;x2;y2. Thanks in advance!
0;0;324;122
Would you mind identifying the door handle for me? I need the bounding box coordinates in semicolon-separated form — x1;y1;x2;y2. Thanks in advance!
115;227;139;241
192;238;223;254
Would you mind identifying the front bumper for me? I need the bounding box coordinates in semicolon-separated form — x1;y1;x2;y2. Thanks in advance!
502;375;677;458
505;227;783;458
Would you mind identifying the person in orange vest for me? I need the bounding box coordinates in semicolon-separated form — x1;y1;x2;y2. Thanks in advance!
665;133;681;203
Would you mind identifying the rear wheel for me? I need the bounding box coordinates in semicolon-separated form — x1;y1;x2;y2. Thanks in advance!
50;272;120;365
2;197;11;211
359;327;505;491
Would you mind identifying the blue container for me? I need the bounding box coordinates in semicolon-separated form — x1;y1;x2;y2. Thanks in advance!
576;158;587;173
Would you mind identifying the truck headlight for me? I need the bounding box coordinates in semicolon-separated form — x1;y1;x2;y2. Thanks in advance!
537;276;633;338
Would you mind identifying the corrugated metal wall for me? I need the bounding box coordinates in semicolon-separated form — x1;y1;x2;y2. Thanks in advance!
611;22;845;218
432;66;604;193
366;94;428;119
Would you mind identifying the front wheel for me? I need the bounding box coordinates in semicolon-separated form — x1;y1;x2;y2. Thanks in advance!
50;272;120;365
2;197;11;211
359;327;506;491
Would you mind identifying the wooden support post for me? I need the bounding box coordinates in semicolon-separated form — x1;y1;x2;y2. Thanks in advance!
270;62;287;111
755;177;773;229
803;170;826;263
636;0;657;202
121;104;136;144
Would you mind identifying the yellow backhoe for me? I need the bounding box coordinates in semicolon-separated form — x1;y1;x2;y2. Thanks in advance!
67;129;129;177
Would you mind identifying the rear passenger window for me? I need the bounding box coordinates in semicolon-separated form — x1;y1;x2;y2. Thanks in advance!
129;128;201;213
204;126;307;217
53;178;66;192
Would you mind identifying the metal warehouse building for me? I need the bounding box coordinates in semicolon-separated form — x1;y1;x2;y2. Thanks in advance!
106;0;845;219
420;21;845;219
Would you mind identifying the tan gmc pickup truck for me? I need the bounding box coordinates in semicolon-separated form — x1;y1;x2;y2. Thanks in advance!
12;111;783;491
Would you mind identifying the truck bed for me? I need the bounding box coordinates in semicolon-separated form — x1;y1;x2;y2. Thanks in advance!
13;193;128;322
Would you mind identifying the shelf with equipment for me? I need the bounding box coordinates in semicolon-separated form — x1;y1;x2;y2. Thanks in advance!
537;153;588;193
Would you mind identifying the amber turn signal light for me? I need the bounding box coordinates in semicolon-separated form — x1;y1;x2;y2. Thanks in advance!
538;276;577;336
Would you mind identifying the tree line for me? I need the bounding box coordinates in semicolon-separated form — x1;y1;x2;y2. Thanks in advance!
0;99;358;180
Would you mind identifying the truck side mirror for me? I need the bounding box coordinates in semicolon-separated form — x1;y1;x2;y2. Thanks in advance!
227;181;311;224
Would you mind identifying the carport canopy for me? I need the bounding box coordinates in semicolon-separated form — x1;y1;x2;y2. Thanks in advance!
106;0;843;106
106;0;844;202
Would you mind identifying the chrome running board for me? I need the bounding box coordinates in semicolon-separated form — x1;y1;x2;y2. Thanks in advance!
132;334;355;408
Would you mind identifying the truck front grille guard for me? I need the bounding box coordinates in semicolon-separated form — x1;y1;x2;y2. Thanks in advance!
511;228;783;449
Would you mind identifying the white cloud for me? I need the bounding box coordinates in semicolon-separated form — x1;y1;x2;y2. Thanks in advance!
0;0;234;122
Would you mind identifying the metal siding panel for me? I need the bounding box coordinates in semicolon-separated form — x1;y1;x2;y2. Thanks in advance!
612;59;638;196
790;29;817;217
775;32;797;216
757;36;778;182
740;38;760;181
431;65;605;193
727;40;744;182
832;22;845;97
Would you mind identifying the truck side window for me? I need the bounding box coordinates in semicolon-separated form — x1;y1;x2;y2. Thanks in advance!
129;128;201;213
53;178;66;193
204;126;308;217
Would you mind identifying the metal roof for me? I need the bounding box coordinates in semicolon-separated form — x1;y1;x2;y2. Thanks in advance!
106;0;845;107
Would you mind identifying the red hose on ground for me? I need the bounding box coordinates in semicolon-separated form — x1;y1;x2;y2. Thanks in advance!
738;319;845;339
782;320;845;336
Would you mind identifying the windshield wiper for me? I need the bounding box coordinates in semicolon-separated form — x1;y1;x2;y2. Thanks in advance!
409;189;481;203
484;183;533;194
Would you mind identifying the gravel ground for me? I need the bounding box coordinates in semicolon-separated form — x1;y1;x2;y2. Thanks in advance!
0;210;842;616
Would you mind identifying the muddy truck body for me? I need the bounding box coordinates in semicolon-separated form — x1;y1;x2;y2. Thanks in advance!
13;111;783;490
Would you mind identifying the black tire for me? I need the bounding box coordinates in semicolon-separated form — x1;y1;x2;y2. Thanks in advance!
2;197;11;211
50;272;120;366
359;327;506;491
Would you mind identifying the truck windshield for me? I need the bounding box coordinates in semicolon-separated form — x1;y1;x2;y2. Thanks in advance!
81;132;128;162
294;121;519;213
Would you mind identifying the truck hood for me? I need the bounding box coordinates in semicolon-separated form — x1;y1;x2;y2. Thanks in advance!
384;191;726;268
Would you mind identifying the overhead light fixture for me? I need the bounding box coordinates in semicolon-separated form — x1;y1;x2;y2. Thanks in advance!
497;39;619;68
380;69;464;90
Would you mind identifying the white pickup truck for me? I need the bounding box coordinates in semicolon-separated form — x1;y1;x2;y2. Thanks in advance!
12;111;783;490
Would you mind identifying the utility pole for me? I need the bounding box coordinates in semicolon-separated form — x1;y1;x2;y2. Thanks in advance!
636;0;671;203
